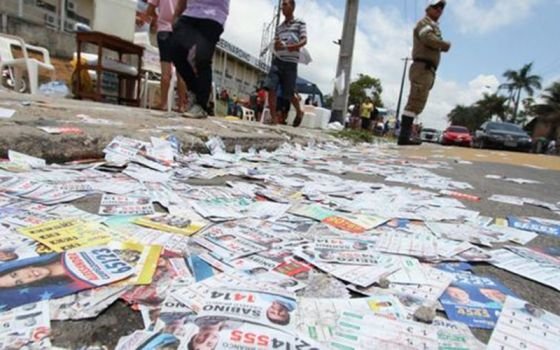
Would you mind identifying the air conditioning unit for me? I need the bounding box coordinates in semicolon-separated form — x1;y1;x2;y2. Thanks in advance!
44;14;57;28
67;1;77;12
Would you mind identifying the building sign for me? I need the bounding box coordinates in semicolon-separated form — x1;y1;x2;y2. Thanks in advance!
217;39;269;73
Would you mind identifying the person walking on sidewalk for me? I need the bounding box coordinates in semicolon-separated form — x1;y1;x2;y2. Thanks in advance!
265;0;307;126
399;0;451;145
146;0;187;112
171;0;230;119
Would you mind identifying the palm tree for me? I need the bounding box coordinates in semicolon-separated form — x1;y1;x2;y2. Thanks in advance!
475;93;509;121
500;63;542;122
533;81;560;122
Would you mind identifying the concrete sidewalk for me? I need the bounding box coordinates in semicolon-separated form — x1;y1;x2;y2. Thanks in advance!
0;90;334;162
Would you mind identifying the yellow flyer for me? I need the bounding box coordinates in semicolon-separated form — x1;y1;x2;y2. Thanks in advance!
108;241;162;285
134;213;206;236
18;219;114;252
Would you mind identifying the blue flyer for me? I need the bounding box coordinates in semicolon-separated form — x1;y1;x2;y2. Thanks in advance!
439;272;516;329
507;216;560;237
0;246;134;310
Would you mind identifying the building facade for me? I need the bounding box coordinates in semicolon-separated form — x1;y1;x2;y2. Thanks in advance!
1;0;268;99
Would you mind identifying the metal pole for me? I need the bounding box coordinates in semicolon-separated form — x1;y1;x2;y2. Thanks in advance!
395;57;410;120
18;0;23;18
60;0;67;32
330;0;360;123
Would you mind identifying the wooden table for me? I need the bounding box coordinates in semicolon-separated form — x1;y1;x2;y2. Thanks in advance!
75;31;144;106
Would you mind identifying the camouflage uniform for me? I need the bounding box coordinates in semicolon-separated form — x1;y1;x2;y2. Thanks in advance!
403;16;451;118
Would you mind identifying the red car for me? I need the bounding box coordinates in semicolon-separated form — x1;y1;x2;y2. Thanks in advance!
441;126;472;147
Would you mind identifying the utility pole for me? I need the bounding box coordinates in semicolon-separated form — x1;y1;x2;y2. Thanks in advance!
330;0;360;123
395;57;410;121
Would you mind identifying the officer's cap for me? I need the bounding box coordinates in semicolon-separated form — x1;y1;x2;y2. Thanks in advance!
426;0;446;10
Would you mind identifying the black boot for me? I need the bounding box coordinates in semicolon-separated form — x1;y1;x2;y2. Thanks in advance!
398;116;422;146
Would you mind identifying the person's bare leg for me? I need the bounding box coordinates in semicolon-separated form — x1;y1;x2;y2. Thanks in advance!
158;62;172;110
176;76;187;112
291;94;303;126
267;90;278;125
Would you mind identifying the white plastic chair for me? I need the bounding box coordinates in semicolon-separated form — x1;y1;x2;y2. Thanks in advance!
0;33;55;94
240;106;256;121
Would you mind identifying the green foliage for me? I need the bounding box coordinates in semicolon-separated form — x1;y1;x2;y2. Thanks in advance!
329;129;374;143
533;81;560;122
447;93;510;131
500;63;542;121
349;74;384;107
323;94;333;109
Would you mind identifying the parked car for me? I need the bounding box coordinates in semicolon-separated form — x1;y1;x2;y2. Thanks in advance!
440;126;472;147
473;122;532;152
420;128;440;143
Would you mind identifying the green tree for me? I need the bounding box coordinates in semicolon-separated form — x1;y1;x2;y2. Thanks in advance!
447;105;488;132
475;93;509;121
533;81;560;122
500;63;542;121
323;94;333;109
348;74;384;108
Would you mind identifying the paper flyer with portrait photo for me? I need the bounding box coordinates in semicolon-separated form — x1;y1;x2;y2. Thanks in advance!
487;296;560;350
18;219;114;252
0;301;51;349
310;237;380;265
0;246;134;310
194;226;268;261
171;271;284;314
177;316;302;350
439;272;516;329
0;228;40;265
134;213;207;236
197;289;298;333
490;246;560;291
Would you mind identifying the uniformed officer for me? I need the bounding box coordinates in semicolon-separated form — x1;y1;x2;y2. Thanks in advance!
399;0;451;145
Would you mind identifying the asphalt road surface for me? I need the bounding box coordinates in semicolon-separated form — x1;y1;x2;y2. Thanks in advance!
51;143;560;348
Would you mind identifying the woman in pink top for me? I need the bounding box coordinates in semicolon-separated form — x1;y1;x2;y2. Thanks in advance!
171;0;230;119
147;0;187;112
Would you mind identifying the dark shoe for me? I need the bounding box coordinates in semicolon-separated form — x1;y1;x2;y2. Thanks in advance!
398;115;413;145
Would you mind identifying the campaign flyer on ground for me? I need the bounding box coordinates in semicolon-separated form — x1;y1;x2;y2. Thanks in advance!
0;246;134;310
134;213;207;236
0;301;51;349
507;216;560;238
197;289;297;333
17;219;114;252
439;272;516;329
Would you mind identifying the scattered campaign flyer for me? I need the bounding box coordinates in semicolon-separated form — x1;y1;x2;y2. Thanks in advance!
99;194;155;216
322;213;388;234
311;237;380;265
8;150;46;169
174;316;298;350
374;230;439;259
0;228;40;264
490;246;560;291
295;296;406;343
507;216;560;237
194;226;268;261
440;272;516;329
134;213;207;236
49;285;128;321
295;247;400;288
0;246;134;310
197;289;298;333
107;241;162;285
0;301;51;349
18;219;114;252
330;310;439;350
171;271;283;314
487;296;560;350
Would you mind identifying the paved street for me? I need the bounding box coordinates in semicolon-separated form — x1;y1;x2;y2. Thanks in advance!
43;142;560;348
